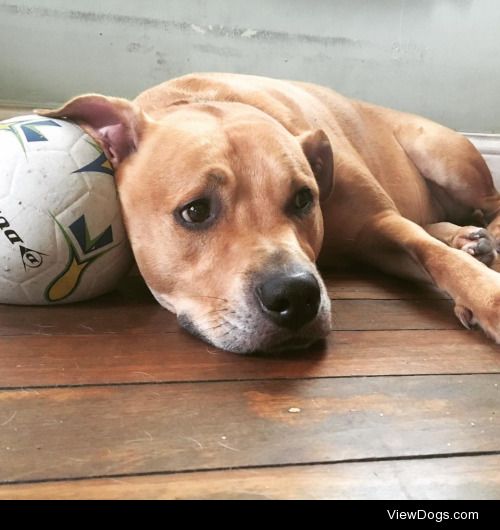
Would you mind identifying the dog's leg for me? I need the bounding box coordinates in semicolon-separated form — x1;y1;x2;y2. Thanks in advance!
396;119;500;253
424;222;497;266
360;212;500;340
484;207;500;246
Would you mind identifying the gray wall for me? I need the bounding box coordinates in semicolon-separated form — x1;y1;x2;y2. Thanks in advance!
1;0;499;132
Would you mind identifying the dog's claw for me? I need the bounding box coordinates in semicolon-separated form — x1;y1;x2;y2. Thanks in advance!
454;304;474;330
453;226;497;266
469;230;485;240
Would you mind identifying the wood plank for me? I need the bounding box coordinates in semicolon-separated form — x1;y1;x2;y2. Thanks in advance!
323;271;448;300
0;375;498;483
1;454;498;500
332;299;457;330
0;279;178;336
0;296;459;337
0;272;457;336
0;329;498;388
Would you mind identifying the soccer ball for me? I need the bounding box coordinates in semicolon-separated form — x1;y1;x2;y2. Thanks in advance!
0;115;133;304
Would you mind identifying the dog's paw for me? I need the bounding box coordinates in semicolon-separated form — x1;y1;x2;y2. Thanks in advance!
452;226;497;266
454;299;500;343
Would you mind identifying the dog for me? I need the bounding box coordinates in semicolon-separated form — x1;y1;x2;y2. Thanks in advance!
38;73;500;353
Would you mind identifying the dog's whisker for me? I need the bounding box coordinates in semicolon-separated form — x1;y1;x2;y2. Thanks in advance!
201;307;228;317
222;315;250;333
188;295;230;303
197;322;228;335
194;311;244;335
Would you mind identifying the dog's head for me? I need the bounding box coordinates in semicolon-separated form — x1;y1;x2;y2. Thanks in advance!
39;95;334;353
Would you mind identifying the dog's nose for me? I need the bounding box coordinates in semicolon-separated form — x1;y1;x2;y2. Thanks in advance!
256;272;321;329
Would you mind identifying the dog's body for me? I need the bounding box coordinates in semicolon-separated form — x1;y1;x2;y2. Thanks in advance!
41;73;500;352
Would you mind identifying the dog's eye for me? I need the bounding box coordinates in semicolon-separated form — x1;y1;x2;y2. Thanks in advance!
294;187;314;212
180;199;211;223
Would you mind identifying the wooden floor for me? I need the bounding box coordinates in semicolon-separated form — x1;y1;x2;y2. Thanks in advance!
0;269;499;500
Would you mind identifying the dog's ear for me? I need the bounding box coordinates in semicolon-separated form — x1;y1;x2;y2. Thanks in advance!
36;95;148;168
299;129;334;201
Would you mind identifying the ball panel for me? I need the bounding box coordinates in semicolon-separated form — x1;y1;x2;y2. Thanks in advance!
2;115;85;153
0;275;29;305
0;196;69;304
11;150;89;217
0;132;25;201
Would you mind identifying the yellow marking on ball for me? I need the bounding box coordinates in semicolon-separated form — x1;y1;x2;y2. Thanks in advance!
46;256;90;302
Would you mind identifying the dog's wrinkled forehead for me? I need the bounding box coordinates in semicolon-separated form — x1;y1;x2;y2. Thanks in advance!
150;103;313;186
158;106;229;167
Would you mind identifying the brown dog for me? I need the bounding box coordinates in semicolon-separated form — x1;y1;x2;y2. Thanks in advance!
39;73;500;353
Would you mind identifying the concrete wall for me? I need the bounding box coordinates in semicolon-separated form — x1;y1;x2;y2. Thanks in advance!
1;0;499;132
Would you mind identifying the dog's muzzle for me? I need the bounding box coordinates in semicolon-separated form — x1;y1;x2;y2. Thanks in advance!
173;262;331;354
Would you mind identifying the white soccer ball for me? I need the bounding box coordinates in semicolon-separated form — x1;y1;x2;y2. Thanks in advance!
0;114;133;304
